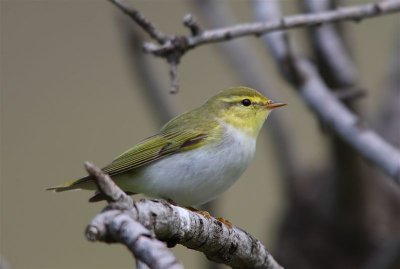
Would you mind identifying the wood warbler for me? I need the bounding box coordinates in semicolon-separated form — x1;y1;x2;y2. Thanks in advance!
47;87;286;206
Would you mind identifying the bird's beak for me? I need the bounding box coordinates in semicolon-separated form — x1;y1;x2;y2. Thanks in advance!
265;100;287;110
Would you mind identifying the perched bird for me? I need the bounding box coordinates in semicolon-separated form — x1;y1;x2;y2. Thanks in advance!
48;87;286;206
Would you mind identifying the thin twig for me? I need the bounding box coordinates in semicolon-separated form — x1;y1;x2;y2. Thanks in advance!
252;0;400;183
183;14;202;36
109;0;168;44
168;58;179;94
109;0;400;93
85;163;284;269
117;17;179;123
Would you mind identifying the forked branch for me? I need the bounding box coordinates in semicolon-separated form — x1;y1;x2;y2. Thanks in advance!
109;0;400;93
111;0;400;56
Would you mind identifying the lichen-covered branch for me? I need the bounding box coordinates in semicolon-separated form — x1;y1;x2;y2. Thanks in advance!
85;162;284;269
84;162;182;269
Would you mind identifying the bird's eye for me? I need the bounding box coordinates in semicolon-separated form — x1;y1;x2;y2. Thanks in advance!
241;99;251;106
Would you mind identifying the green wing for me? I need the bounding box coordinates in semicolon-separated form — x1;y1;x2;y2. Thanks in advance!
47;107;219;192
46;130;209;192
105;107;219;176
102;130;208;177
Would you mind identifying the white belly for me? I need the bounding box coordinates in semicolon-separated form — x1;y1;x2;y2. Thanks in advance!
115;126;256;206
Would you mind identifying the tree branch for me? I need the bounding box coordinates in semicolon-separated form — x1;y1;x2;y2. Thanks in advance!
108;0;400;93
109;0;168;44
85;162;284;269
84;162;182;269
142;0;400;57
108;0;182;93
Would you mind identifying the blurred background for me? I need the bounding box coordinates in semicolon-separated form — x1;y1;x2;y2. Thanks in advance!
1;1;399;269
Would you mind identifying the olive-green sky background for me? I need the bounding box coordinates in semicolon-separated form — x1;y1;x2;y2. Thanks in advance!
1;1;398;269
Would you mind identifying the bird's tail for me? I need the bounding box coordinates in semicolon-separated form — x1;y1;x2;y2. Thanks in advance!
46;176;95;192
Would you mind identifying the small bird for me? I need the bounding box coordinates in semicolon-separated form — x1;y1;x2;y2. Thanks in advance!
48;87;286;206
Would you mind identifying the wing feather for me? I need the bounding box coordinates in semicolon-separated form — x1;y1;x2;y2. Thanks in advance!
102;130;208;177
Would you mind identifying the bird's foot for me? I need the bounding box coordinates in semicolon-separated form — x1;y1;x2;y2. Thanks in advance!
186;206;212;219
216;217;233;229
186;207;232;228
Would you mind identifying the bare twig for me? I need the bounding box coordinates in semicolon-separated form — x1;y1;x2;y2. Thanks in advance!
85;163;284;269
117;17;179;123
109;0;168;44
252;0;400;183
109;0;182;92
109;0;400;93
142;0;400;57
168;57;179;94
183;14;202;36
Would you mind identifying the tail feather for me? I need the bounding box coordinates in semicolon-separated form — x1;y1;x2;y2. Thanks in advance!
46;176;94;192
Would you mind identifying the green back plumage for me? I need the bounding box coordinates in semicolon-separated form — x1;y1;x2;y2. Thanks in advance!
103;130;210;176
